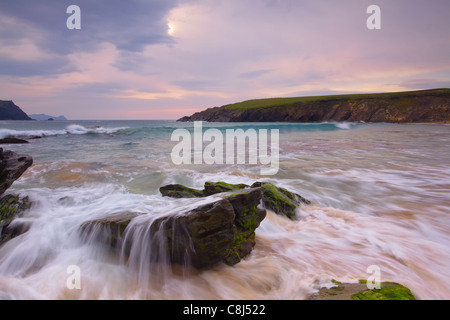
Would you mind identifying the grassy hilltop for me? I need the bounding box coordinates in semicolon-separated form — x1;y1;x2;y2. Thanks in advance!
179;88;450;123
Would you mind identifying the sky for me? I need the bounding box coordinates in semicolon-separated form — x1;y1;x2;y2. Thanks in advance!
0;0;449;120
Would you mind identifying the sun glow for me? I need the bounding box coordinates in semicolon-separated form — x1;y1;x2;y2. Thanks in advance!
168;23;175;35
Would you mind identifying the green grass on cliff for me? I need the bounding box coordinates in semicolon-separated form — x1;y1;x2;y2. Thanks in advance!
224;88;450;111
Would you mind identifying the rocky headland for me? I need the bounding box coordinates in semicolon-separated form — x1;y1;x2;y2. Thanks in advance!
178;88;450;123
0;100;32;120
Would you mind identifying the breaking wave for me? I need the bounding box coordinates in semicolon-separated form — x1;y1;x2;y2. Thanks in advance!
0;125;128;139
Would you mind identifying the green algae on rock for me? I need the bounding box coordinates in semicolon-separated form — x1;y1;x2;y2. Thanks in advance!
251;182;311;220
160;181;311;220
203;181;249;196
351;281;416;300
308;280;416;300
0;194;32;245
160;181;250;198
159;184;205;198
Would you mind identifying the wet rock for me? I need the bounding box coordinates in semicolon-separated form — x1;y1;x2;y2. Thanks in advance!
308;279;416;300
80;212;142;248
0;148;33;196
0;194;32;245
80;188;266;269
251;182;311;220
160;181;311;220
159;184;205;198
0;138;29;144
203;181;249;196
0;148;34;245
159;181;249;198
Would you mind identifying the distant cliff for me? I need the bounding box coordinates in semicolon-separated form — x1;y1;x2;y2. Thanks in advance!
178;89;450;123
0;101;31;120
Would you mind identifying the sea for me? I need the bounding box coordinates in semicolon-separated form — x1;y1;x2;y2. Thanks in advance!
0;120;449;300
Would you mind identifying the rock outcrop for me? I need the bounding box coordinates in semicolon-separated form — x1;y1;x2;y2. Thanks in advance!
178;88;450;123
160;181;310;220
80;188;266;269
0;100;32;120
0;138;29;144
159;181;249;198
0;148;33;196
0;194;32;246
0;148;33;245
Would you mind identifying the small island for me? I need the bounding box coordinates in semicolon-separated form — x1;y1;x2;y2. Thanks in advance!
178;88;450;123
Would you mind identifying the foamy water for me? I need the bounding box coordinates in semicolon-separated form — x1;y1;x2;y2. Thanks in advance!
0;120;449;299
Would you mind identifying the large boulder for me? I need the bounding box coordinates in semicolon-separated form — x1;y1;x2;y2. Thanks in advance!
80;188;266;269
160;181;311;220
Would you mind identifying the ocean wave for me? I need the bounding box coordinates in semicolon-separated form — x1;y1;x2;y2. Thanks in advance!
0;124;128;139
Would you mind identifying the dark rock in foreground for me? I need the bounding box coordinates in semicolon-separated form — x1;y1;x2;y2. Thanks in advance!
160;181;310;220
80;188;266;269
0;148;33;196
0;194;32;245
0;148;34;245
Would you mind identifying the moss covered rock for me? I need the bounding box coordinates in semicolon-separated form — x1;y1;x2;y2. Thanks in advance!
160;181;249;198
251;182;311;220
351;281;416;300
159;184;205;198
308;280;416;300
203;181;249;196
0;194;32;245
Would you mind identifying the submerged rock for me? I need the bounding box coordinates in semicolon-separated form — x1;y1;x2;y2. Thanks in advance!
0;138;29;144
308;280;416;300
80;188;266;269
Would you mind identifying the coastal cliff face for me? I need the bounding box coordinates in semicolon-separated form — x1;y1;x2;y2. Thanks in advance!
178;89;450;123
0;100;31;120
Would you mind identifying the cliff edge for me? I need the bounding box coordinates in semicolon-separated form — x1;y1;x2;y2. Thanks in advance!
0;101;32;120
178;88;450;123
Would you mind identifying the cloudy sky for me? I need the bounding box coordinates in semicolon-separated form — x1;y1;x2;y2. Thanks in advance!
0;0;449;120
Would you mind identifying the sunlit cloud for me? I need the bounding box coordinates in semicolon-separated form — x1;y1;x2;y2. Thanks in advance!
0;0;449;119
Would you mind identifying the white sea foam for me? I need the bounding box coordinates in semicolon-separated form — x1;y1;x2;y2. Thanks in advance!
0;125;127;139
